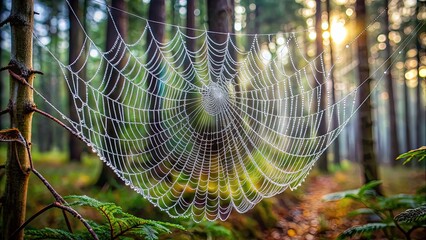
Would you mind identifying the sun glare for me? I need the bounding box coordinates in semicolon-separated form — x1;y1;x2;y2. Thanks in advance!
330;21;347;44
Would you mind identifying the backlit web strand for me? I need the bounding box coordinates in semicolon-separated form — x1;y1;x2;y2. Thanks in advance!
31;1;420;221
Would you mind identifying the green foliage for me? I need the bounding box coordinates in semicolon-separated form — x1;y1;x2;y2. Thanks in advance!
322;180;382;201
323;180;426;239
336;223;392;240
184;220;234;240
396;146;426;165
25;195;184;240
395;206;426;224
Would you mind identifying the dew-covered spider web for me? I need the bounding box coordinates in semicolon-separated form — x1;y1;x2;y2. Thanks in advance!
32;1;421;221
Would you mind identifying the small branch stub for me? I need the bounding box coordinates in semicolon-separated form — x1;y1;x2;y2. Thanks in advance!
4;60;43;86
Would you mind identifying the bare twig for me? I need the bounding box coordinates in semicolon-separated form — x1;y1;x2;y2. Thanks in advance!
2;62;43;85
0;64;13;72
21;131;98;239
10;202;98;240
8;69;28;84
30;69;44;75
0;108;9;116
53;202;99;240
10;203;56;239
0;15;11;28
63;210;74;234
32;169;65;203
31;107;85;143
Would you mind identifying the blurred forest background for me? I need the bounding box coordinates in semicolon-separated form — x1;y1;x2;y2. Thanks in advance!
0;0;425;239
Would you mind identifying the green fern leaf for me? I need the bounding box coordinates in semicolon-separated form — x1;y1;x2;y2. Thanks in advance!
379;194;418;210
337;223;392;240
64;195;184;239
347;208;376;217
397;146;426;164
25;228;80;240
395;206;426;223
358;180;382;196
323;181;382;202
322;189;359;201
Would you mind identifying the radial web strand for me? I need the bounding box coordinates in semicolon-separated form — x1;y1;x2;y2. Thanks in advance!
32;1;422;221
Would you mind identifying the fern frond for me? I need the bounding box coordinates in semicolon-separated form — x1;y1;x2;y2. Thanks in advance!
25;228;79;240
64;195;184;239
322;189;359;201
395;206;426;223
337;223;392;240
397;146;426;164
347;208;376;217
379;194;418;210
322;181;382;202
358;180;382;196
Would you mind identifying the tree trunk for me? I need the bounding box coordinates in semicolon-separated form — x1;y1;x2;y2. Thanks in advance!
402;47;411;152
355;0;382;194
184;0;196;71
415;2;425;148
383;0;400;163
326;0;340;166
68;0;86;162
207;0;233;82
315;0;328;172
147;0;165;140
0;0;3;130
207;0;232;44
205;0;234;153
95;0;128;187
2;0;35;239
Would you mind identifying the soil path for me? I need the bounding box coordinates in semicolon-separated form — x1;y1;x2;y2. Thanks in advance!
263;175;354;239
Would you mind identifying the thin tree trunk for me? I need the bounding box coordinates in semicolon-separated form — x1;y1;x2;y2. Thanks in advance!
326;0;340;166
315;0;328;172
402;47;411;151
184;0;196;74
0;0;4;188
207;0;233;79
207;0;232;44
68;0;86;162
415;2;424;148
37;42;52;152
50;5;63;151
2;0;35;238
206;0;234;153
95;0;128;187
383;0;399;163
147;0;165;140
355;0;382;194
0;0;3;130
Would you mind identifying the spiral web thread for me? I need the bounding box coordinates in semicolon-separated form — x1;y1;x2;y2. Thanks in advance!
32;1;421;221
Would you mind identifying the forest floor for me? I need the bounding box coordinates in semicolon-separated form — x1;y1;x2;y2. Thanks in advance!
262;174;359;240
260;167;426;240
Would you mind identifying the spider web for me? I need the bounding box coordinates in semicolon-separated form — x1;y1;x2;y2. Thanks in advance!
32;1;419;221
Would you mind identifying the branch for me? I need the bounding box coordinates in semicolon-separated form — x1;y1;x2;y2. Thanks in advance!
32;169;65;203
10;203;56;239
31;107;85;143
1;61;43;85
22;131;98;239
53;202;99;240
0;15;11;28
0;108;9;116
